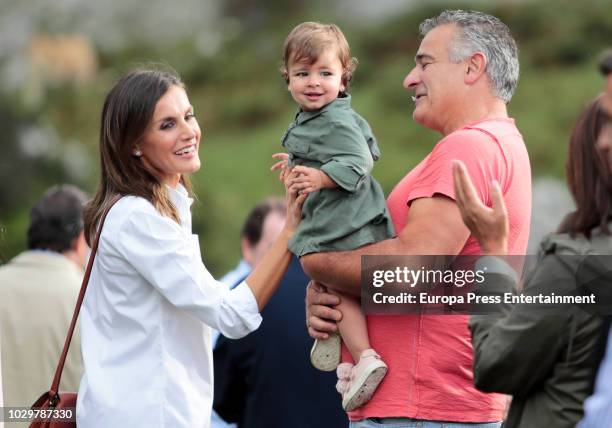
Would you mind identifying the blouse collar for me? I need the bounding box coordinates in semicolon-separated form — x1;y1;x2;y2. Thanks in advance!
166;183;194;233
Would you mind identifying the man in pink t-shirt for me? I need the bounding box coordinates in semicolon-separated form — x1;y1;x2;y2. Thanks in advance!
300;10;531;427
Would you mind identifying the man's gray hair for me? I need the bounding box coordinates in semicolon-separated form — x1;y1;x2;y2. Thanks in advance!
420;10;519;103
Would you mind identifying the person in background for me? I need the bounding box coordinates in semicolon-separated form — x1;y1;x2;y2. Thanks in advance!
577;52;612;427
214;260;348;428
0;185;87;422
578;327;612;427
211;198;286;428
599;49;612;114
452;94;612;428
219;199;287;288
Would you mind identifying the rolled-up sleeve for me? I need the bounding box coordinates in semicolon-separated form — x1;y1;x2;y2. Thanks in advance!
114;207;262;339
219;280;261;337
319;121;373;193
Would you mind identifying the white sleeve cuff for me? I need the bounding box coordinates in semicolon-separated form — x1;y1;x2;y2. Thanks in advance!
228;280;262;334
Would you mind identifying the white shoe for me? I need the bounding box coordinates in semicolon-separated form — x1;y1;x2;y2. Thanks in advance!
340;349;388;412
310;332;341;371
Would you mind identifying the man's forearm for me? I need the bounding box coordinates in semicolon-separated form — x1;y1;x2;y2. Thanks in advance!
301;237;406;296
300;251;360;295
302;196;471;296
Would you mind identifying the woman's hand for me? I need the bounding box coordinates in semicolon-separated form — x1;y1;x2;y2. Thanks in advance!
283;169;307;235
271;153;290;182
246;167;306;312
452;160;509;255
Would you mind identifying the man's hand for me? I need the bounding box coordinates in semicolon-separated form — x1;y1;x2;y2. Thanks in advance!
290;165;337;194
305;281;343;339
452;160;509;255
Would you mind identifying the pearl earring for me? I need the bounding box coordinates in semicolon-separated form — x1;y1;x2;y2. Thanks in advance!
133;150;142;157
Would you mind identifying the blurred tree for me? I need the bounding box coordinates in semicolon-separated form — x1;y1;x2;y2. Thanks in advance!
223;0;308;31
1;0;611;273
0;102;69;213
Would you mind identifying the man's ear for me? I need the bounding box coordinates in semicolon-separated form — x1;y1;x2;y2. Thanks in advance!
241;237;254;267
465;52;487;85
67;231;89;268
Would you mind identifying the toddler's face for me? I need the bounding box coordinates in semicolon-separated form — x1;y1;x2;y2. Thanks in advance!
287;48;345;112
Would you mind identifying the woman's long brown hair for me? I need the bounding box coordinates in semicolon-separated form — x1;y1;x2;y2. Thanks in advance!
83;68;192;245
558;96;612;238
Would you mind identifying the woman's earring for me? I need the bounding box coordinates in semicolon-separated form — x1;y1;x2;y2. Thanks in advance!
133;149;142;157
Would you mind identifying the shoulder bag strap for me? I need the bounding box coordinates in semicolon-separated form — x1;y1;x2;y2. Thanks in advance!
48;195;122;401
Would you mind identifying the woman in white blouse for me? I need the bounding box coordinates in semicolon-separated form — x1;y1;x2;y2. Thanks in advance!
77;68;306;427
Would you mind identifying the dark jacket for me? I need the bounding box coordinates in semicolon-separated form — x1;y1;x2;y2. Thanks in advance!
213;257;348;428
469;230;612;428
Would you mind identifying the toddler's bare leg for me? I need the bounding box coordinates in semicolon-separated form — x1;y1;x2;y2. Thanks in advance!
328;289;370;363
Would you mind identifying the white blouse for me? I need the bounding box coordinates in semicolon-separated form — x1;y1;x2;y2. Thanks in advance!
77;185;262;428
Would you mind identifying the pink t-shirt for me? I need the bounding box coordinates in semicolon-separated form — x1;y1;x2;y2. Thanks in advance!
346;118;532;422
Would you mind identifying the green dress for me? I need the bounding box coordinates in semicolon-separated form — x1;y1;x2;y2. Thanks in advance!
281;94;395;256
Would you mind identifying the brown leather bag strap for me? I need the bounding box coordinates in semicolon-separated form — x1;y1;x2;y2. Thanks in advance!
48;195;122;400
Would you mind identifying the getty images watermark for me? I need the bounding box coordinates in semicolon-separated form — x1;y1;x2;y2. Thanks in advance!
360;255;612;315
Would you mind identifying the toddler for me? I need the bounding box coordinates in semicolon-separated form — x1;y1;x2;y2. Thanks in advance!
272;22;395;412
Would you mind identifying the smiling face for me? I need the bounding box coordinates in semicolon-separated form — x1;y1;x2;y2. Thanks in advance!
402;24;468;134
135;85;201;188
287;48;345;112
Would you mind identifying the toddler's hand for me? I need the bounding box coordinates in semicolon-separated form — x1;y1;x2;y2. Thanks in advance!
271;153;290;182
290;165;336;194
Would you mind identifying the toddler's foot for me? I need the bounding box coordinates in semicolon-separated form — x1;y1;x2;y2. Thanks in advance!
310;332;341;371
335;349;387;412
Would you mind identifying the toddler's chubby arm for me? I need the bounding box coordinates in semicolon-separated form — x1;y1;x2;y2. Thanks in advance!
272;120;374;194
271;153;337;194
290;165;337;194
316;121;374;193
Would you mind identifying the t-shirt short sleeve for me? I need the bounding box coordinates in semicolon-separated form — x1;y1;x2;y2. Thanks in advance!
406;129;504;207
